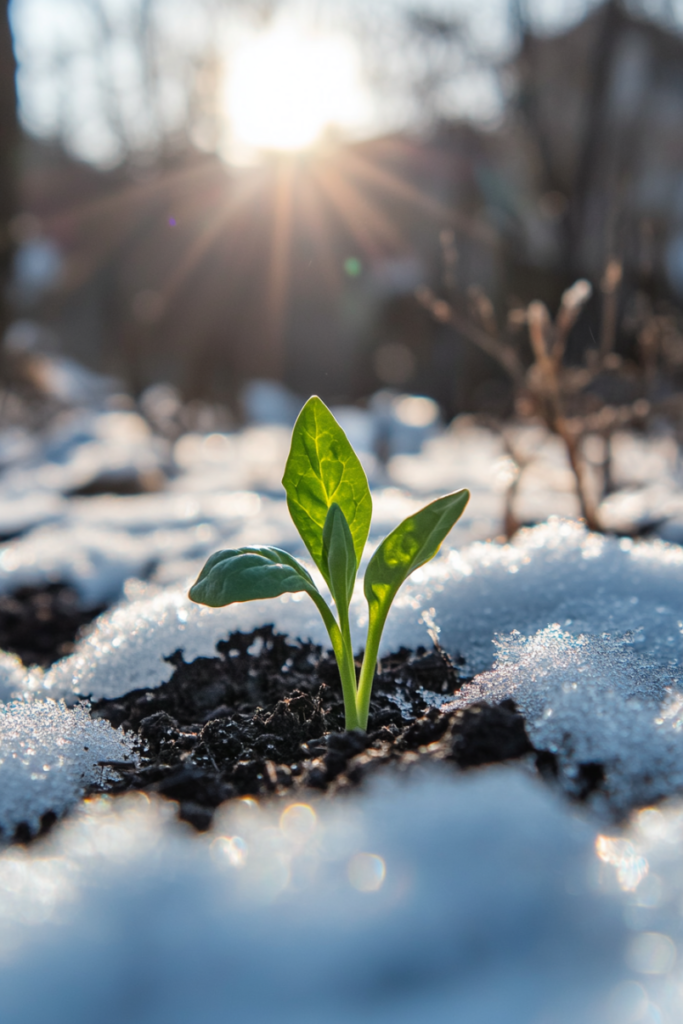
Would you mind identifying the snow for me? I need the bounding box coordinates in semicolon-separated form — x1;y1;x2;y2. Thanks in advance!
0;651;33;703
0;699;136;836
448;626;683;814
0;767;629;1024
5;393;683;1017
41;582;329;698
30;518;683;818
380;518;683;676
1;404;683;610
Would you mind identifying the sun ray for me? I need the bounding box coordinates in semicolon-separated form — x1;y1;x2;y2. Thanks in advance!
264;159;296;378
313;156;406;258
293;169;345;297
159;170;265;306
337;143;499;246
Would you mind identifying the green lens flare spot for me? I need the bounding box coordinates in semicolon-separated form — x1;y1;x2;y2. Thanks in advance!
344;256;362;278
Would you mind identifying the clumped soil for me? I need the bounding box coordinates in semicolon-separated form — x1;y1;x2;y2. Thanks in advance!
90;625;548;831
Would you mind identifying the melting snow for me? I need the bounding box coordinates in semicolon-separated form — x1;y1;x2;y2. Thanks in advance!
2;406;683;1018
34;518;683;706
0;700;136;836
380;518;683;676
448;627;683;814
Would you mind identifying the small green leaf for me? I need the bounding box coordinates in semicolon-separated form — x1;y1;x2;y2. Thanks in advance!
364;489;470;626
189;546;319;608
322;503;356;614
282;396;372;583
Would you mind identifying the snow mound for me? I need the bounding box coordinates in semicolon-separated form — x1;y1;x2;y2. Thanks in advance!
380;517;683;675
0;768;625;1024
0;700;136;836
448;626;683;813
42;585;329;698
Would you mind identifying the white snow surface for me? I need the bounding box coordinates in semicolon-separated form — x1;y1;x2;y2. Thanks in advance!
0;768;631;1024
381;517;683;676
0;699;136;835
448;627;683;814
1;411;683;607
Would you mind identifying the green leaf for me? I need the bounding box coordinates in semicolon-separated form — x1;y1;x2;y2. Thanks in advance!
322;503;357;614
189;546;320;608
364;489;470;626
282;396;372;584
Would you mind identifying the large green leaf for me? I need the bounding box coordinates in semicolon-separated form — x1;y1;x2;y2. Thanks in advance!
322;503;356;615
282;396;372;583
364;489;470;627
189;546;319;608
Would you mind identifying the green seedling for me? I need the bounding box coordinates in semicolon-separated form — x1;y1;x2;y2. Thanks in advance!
188;396;469;731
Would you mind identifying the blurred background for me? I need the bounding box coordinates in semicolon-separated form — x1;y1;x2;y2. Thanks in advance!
4;0;683;407
2;0;683;552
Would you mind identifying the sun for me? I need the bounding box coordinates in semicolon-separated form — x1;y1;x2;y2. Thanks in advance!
225;27;365;154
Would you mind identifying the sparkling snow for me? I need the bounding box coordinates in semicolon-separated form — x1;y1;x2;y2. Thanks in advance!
0;699;136;836
448;627;683;814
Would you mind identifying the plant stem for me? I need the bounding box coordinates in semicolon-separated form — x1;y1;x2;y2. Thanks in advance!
338;605;360;731
356;617;385;731
309;591;359;731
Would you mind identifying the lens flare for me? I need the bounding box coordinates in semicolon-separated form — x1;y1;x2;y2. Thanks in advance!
347;852;386;892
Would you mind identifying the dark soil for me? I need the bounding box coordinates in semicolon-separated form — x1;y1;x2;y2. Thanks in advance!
0;585;106;667
91;625;544;831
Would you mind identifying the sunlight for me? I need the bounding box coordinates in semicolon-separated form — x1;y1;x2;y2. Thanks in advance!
225;27;365;153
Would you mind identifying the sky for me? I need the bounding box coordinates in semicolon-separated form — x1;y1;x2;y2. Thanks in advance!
9;0;610;168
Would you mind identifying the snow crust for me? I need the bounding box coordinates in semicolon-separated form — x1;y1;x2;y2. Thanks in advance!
381;517;683;676
449;627;683;814
0;768;628;1024
0;700;136;836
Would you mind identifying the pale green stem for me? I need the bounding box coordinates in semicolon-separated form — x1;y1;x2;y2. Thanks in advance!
338;602;358;711
356;609;387;731
308;590;360;731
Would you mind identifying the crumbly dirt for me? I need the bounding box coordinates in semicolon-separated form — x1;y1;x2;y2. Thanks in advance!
90;625;544;830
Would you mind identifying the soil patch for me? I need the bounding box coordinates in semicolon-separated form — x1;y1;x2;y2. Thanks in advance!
91;626;546;830
0;585;106;667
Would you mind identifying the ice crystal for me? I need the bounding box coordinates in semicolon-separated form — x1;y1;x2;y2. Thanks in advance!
448;626;683;813
0;700;136;836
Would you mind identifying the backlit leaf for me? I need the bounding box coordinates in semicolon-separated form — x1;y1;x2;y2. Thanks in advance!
282;396;372;583
364;489;469;627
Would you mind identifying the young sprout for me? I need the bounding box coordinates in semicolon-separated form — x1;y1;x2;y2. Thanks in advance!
188;396;469;731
